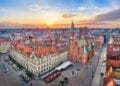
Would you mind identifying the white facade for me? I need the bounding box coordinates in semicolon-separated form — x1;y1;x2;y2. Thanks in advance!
0;42;11;53
9;48;68;76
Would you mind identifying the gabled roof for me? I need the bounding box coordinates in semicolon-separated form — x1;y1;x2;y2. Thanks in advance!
14;43;58;58
35;46;57;58
14;44;32;56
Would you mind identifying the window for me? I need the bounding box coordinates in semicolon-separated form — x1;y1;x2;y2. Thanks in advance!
113;48;119;52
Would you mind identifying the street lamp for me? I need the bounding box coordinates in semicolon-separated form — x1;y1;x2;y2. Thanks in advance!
59;81;64;86
64;77;68;84
100;63;104;86
100;72;104;86
30;82;32;86
90;62;94;79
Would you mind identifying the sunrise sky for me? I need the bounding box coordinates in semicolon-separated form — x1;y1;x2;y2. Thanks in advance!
0;0;120;28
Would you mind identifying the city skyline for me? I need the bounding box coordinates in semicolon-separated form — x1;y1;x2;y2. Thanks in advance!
0;0;120;28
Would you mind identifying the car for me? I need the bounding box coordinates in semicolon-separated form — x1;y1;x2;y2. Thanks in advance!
76;68;80;71
8;61;13;65
0;65;6;73
0;64;9;73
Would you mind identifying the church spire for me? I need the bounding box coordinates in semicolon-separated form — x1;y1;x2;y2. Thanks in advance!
70;19;75;31
70;19;74;38
83;46;88;55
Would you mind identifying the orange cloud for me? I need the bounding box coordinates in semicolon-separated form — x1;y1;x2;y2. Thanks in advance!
62;13;77;18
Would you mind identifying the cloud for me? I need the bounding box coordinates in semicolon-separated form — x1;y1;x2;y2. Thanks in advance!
29;4;50;11
62;13;77;18
78;6;99;11
78;7;88;11
0;8;8;12
85;22;112;25
77;5;116;17
77;6;102;16
95;8;120;21
28;4;59;12
77;19;111;25
0;22;41;28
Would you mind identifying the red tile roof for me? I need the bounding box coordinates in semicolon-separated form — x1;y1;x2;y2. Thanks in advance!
14;44;57;58
35;47;48;58
35;46;57;58
14;44;32;56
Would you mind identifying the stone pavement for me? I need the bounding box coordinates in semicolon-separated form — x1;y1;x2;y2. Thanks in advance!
91;48;106;86
0;47;106;86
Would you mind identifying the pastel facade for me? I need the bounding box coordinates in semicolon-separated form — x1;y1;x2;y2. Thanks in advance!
104;37;120;86
0;38;11;53
9;43;68;76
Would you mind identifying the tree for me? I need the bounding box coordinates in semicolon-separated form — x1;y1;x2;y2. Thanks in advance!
59;81;64;86
64;77;68;83
72;71;74;75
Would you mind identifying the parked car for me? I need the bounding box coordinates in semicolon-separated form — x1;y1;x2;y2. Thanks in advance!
0;64;9;73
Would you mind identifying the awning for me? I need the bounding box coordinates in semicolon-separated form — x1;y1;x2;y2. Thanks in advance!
56;61;72;71
113;79;120;85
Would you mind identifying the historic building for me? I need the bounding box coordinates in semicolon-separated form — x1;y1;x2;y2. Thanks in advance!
9;35;68;76
94;35;104;48
68;21;94;64
104;36;120;86
0;38;11;53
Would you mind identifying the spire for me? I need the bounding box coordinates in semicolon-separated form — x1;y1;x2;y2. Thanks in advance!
47;25;50;36
71;19;75;31
69;19;75;39
83;46;88;55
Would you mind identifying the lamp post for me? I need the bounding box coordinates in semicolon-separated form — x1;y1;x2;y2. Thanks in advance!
100;70;104;86
89;61;94;86
90;62;94;79
59;81;64;86
30;82;32;86
100;61;105;86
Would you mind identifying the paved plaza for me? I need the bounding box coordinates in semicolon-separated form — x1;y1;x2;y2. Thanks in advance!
0;47;106;86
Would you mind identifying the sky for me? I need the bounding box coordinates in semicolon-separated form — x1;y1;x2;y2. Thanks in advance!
0;0;120;28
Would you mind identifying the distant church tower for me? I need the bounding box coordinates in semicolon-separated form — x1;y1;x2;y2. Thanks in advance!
70;19;76;37
70;19;76;38
68;20;78;62
70;19;75;31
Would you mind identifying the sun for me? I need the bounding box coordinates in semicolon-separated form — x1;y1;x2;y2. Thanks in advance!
42;12;61;27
